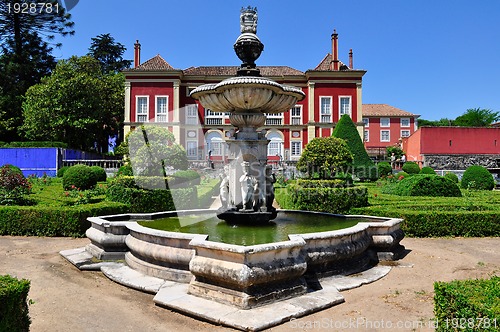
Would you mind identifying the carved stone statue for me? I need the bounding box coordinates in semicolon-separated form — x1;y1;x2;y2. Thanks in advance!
240;6;258;34
239;162;255;210
265;166;276;211
219;165;230;209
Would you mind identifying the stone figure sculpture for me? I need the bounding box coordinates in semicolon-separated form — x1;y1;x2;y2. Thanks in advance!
239;162;255;210
265;166;276;211
219;165;230;209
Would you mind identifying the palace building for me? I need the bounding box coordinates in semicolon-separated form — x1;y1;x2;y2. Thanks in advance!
123;31;368;164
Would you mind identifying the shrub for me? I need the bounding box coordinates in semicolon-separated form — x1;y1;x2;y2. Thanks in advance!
434;276;500;331
420;166;436;175
90;166;107;182
62;165;98;191
56;166;70;178
5;141;67;148
382;174;462;197
402;161;421;175
297;136;353;179
296;179;350;188
386;146;404;160
116;163;133;177
0;165;32;205
444;172;459;183
332;114;376;181
0;275;31;332
461;165;495;190
377;162;393;177
171;170;201;187
396;171;409;179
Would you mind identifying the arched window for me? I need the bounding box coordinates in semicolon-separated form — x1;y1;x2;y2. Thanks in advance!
267;131;283;157
205;131;224;156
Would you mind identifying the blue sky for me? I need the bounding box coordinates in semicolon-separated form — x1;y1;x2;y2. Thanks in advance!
53;0;500;121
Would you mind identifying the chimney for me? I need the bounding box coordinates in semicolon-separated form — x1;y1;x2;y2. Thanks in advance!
134;40;141;68
349;48;353;69
331;29;339;71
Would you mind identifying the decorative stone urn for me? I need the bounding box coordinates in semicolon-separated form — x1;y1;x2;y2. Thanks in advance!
190;7;305;224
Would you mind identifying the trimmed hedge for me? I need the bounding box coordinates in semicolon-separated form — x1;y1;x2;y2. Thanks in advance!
382;174;462;197
377;162;393;177
444;172;459;183
3;141;67;148
90;166;107;182
285;184;368;214
62;165;98;191
461;165;495;190
434;276;500;331
296;179;350;188
420;166;436;175
197;179;221;208
402;161;421;174
0;275;31;332
171;170;201;187
56;166;70;178
0;202;128;237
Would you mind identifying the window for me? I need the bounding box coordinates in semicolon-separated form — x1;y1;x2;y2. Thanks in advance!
400;118;410;127
401;130;411;138
339;96;351;116
380;130;390;142
362;118;369;127
320;97;332;122
206;132;224;156
265;113;283;126
364;129;369;142
205;109;224;125
291;141;302;157
290;106;302;125
186;141;198;158
185;104;199;125
155;96;168;122
267;131;283;157
136;96;148;122
380;118;390;127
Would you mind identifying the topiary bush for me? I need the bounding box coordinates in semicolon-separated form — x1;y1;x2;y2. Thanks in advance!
382;174;462;197
116;163;133;177
90;166;107;182
461;165;495;190
62;165;98;191
0;275;31;332
170;170;201;187
420;166;436;175
56;166;70;178
395;171;409;180
377;162;392;177
0;165;32;206
444;172;459;184
402;161;421;175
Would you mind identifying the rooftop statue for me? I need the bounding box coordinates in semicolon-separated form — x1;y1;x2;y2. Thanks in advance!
240;6;258;34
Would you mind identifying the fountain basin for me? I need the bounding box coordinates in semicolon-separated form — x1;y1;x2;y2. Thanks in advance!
79;209;404;308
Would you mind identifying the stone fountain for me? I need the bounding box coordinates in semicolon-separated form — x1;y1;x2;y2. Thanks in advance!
190;6;305;224
61;7;405;331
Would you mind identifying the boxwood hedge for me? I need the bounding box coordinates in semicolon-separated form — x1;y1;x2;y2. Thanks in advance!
0;275;31;332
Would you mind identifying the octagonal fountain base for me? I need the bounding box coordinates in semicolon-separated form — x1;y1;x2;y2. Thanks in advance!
61;209;405;331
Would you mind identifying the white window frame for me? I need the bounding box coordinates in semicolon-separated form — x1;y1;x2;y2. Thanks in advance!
339;96;352;117
186;140;198;158
291;141;302;157
205;109;224;125
400;118;410;127
290;105;302;125
380;130;390;142
155;96;168;123
362;117;369;127
364;129;369;142
400;130;411;138
136;96;149;123
319;96;332;123
380;117;390;127
265;113;283;126
185;104;199;125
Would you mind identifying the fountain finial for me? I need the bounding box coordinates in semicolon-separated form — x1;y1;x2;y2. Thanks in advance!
234;6;264;76
240;6;258;34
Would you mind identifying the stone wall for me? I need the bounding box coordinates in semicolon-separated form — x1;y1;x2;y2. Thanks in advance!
423;154;500;170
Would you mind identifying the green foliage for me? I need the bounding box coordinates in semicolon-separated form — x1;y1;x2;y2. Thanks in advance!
90;166;107;182
0;275;31;332
454;108;500;127
396;171;409;179
0;202;128;237
87;33;132;73
332;114;376;180
444;172;459;183
386;146;404;159
281;183;368;214
434;276;500;331
297;136;353;179
21;56;124;152
417;118;453;127
377;162;393;177
116;164;133;177
420;166;436;175
126;126;189;176
0;165;32;205
171;170;201;187
56;166;70;178
461;165;495;190
197;179;221;208
402;161;421;174
62;165;98;191
3;141;67;148
296;179;350;188
382;174;462;197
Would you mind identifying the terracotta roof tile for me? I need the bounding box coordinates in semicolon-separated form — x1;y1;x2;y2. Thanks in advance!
362;104;417;117
129;55;175;71
312;53;350;71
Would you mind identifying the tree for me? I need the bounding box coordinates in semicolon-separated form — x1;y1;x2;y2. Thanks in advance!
297;136;353;179
417;118;454;127
454;108;499;127
87;33;132;73
21;56;124;152
332;114;376;180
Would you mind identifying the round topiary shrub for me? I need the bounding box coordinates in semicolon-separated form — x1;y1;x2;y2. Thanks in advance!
385;174;462;197
420;166;436;175
377;162;392;177
90;166;107;182
461;165;495;190
444;172;459;183
402;161;421;175
57;166;70;178
63;165;98;190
